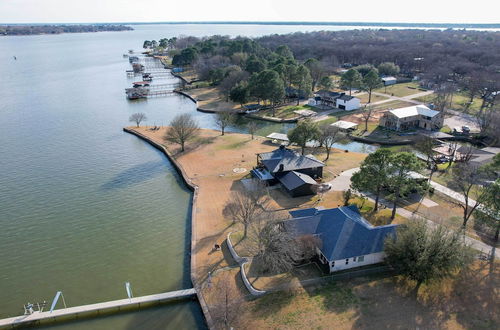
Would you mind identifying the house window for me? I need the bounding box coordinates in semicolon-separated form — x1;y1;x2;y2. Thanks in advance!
331;261;335;268
357;256;365;262
345;259;349;265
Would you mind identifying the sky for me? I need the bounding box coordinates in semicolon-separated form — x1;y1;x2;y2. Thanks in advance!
0;0;499;24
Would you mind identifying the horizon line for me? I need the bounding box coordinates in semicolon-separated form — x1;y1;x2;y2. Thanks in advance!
1;21;500;27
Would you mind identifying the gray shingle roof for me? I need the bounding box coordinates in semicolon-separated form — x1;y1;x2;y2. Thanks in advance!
284;206;398;261
279;171;317;190
259;147;325;173
338;94;355;101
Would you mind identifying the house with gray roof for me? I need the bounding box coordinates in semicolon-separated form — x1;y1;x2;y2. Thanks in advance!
252;146;325;197
284;205;398;273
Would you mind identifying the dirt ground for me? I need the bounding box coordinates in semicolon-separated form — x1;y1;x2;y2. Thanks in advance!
238;260;499;330
129;127;369;282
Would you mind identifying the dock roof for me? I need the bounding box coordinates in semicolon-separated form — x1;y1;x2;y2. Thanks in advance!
331;120;358;130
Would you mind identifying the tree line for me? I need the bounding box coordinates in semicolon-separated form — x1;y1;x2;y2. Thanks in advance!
0;24;133;36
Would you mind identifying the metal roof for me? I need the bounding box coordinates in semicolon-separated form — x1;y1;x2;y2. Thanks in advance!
284;206;398;261
266;132;289;142
259;147;325;173
389;105;440;119
279;171;317;190
331;120;358;130
337;94;356;101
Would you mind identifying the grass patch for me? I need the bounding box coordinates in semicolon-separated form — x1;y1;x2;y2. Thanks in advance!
373;82;421;98
357;92;389;104
215;135;249;150
350;196;406;225
370;100;415;111
352;122;378;136
315;115;339;126
440;125;452;133
415;92;483;113
258;104;314;119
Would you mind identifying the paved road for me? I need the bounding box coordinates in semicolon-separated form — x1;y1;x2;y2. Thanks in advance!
326;167;498;258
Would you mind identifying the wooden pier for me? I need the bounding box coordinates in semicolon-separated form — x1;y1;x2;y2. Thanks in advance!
0;288;196;329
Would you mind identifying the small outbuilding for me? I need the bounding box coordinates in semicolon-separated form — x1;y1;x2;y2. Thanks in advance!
331;120;358;132
382;76;397;86
266;132;289;145
279;171;318;197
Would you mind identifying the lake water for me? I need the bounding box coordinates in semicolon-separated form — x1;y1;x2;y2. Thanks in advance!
0;23;392;329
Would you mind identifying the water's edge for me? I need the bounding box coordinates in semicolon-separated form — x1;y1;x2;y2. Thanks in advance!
122;127;214;329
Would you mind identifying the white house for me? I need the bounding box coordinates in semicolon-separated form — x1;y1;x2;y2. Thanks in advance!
336;94;361;111
284;206;398;273
310;91;360;110
379;105;444;131
382;76;397;86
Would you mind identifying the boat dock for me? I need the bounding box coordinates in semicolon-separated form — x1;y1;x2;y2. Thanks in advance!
0;288;196;329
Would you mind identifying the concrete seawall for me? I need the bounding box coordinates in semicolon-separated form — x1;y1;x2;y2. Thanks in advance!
123;128;215;329
173;90;217;113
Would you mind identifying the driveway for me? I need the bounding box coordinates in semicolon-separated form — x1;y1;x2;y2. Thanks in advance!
443;113;480;132
324;166;498;258
327;167;359;191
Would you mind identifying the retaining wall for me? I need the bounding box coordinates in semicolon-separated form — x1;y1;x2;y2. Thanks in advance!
123;128;215;329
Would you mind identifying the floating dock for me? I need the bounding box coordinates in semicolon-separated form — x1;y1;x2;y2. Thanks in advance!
0;288;196;329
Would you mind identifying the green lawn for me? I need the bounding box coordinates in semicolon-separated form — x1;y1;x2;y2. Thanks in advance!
357;92;390;104
315;115;339;126
370;100;415;111
258;104;314;119
415;92;483;113
373;82;422;98
352;122;378;136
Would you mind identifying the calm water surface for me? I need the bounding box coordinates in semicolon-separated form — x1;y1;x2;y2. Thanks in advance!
0;24;380;329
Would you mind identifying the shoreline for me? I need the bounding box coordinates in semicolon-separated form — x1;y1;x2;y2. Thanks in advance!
122;127;215;329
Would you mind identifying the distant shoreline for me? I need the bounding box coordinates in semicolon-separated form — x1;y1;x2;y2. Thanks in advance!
2;21;499;29
127;21;500;29
0;24;133;36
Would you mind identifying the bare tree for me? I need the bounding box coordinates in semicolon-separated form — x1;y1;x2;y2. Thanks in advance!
476;107;499;139
318;124;344;161
214;111;235;136
247;121;258;140
252;218;301;274
129;112;147;127
414;135;439;181
360;104;374;132
296;234;322;260
219;68;249;102
164;114;199;152
448;162;489;228
222;185;269;238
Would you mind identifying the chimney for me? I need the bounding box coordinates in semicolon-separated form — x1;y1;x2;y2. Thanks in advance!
278;164;284;172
